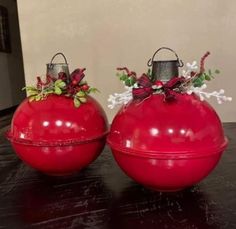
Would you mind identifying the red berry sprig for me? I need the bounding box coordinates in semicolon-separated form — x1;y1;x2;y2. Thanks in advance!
200;51;210;74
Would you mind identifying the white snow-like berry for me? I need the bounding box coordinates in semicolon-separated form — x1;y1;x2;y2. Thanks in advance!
186;84;232;104
182;61;198;79
108;87;133;109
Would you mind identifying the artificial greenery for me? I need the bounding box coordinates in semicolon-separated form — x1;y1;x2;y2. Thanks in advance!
192;69;220;87
23;69;98;108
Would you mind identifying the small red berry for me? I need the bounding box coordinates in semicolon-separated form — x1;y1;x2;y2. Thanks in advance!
190;71;196;77
72;80;78;85
154;80;164;87
82;84;89;91
75;86;81;91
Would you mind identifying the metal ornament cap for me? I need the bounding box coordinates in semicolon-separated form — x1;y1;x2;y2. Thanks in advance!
46;53;70;80
147;47;184;82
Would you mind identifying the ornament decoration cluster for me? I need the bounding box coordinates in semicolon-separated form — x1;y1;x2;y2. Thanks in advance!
23;68;99;108
108;52;232;109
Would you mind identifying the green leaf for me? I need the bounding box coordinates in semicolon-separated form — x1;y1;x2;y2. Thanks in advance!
58;81;66;88
124;79;131;87
74;98;81;108
204;74;211;81
193;78;204;87
35;95;42;101
54;86;62;95
44;89;54;94
208;69;212;76
88;87;99;93
27;90;38;96
55;79;62;86
23;86;37;91
55;79;66;88
79;97;87;103
215;69;220;74
120;74;128;81
199;74;205;81
29;96;36;102
129;77;136;85
25;87;39;97
76;91;85;97
147;68;152;77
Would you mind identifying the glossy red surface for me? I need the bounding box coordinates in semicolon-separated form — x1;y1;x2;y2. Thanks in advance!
107;93;228;191
7;95;108;175
12;141;105;176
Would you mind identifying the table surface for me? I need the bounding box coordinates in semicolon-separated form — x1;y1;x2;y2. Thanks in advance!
0;116;236;229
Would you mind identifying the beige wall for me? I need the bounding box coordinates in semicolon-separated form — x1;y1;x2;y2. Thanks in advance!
17;0;236;122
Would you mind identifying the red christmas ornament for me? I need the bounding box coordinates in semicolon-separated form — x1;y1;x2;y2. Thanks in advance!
6;53;108;175
107;93;227;191
7;95;108;175
107;47;228;191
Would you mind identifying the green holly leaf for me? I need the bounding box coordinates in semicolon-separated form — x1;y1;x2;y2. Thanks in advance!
79;97;87;103
76;91;85;97
74;98;81;108
54;86;62;95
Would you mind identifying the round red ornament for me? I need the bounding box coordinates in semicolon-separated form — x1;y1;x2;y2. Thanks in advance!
107;47;229;191
7;95;108;175
107;93;227;191
6;53;108;175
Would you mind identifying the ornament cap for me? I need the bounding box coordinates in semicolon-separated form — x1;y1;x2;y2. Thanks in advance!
147;47;184;82
46;52;70;80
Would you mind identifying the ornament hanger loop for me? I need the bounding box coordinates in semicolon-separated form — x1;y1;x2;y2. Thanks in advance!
49;52;68;69
147;47;184;67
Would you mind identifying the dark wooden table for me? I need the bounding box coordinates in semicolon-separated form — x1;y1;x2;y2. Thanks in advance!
0;116;236;228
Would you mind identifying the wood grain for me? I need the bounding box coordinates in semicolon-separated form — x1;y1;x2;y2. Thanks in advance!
0;114;236;228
